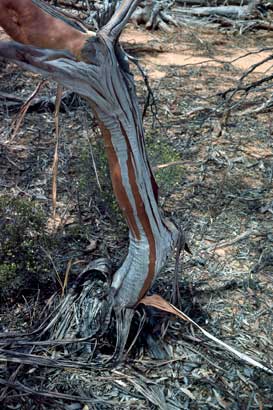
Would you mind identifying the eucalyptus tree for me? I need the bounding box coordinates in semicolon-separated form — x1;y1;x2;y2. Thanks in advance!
0;0;179;357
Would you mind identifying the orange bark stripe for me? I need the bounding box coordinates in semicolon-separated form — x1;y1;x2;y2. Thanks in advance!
120;123;157;299
99;122;141;240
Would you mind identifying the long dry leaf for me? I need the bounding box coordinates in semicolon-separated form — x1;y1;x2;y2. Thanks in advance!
140;294;273;375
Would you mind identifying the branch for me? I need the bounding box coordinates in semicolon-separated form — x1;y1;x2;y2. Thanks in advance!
100;0;141;41
0;0;89;57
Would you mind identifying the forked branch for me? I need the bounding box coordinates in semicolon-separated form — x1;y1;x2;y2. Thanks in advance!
100;0;141;41
0;0;178;355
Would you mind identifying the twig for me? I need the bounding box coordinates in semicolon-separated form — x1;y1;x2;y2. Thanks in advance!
0;377;104;405
153;160;184;171
205;229;258;252
9;80;47;141
127;53;159;122
221;54;273;99
237;93;273;115
85;115;102;191
52;84;63;221
62;258;73;297
0;347;34;403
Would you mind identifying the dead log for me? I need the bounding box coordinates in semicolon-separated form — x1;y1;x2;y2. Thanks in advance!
131;0;181;31
44;0;181;31
0;0;178;358
0;90;81;113
177;0;261;19
175;0;250;5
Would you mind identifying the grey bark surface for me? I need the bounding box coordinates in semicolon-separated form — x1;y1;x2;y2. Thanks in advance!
0;0;178;359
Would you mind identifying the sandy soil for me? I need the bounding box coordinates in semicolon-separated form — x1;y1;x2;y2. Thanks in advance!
122;27;273;77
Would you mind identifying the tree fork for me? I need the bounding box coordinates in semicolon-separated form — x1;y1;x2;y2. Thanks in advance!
0;0;178;354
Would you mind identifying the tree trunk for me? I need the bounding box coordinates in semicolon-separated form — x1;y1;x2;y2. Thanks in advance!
0;0;178;354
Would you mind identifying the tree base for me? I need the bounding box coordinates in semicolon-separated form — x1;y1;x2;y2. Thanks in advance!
46;231;178;363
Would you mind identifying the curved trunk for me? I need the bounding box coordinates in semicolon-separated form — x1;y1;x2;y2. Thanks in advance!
0;0;178;310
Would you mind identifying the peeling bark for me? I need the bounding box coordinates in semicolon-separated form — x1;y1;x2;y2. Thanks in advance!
0;0;178;348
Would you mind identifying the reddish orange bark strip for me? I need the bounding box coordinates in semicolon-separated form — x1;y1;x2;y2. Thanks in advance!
120;124;156;300
99;122;141;240
0;0;87;58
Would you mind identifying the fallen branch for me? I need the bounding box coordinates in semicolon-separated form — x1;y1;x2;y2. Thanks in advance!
0;89;82;114
204;229;258;252
177;4;259;19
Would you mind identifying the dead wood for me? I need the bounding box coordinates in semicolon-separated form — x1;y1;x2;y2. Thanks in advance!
42;0;273;33
131;0;181;31
175;0;251;4
0;90;82;114
177;1;261;19
0;0;178;360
